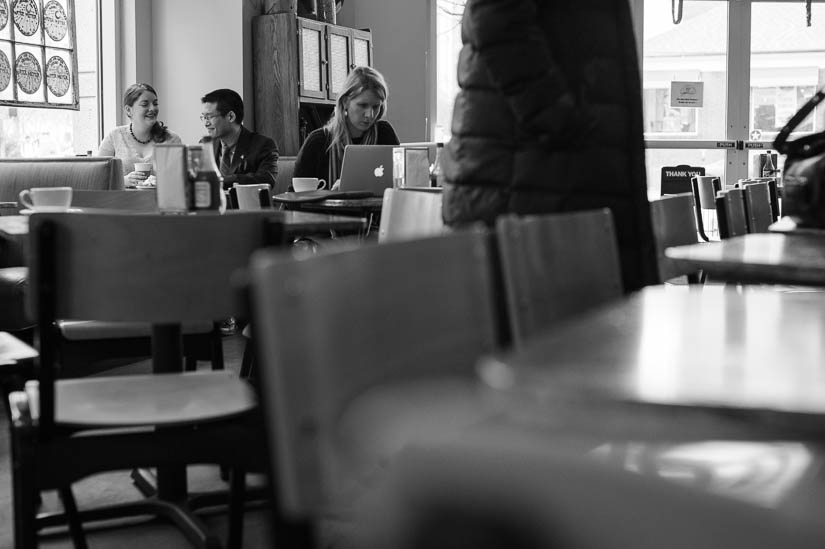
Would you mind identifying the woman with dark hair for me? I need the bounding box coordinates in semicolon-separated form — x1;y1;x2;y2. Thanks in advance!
294;66;399;189
97;82;182;187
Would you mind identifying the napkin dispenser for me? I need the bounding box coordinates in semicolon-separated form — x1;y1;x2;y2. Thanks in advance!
154;144;188;213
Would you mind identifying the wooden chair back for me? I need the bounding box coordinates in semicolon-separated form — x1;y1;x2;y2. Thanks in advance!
715;189;748;239
742;182;773;233
649;193;701;282
248;230;502;516
496;209;623;348
691;176;722;241
378;188;445;243
30;211;282;433
70;189;158;211
274;156;297;196
231;183;273;210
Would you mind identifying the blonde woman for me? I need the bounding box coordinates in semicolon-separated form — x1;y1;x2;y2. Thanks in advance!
293;66;399;189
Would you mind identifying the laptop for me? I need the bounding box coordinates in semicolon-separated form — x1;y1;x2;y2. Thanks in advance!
338;145;396;196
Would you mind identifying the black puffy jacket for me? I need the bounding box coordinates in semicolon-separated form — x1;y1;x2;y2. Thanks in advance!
442;0;659;291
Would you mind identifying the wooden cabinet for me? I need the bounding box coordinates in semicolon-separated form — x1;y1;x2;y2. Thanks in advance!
253;10;374;156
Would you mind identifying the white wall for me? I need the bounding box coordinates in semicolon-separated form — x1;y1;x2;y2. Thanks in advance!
339;0;431;142
150;0;246;144
143;0;429;144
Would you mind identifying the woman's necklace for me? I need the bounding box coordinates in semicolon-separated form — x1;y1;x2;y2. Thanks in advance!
129;123;151;145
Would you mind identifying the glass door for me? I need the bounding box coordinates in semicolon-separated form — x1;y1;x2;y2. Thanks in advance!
635;0;825;198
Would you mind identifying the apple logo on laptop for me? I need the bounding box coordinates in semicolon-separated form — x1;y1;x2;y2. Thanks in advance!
374;165;384;178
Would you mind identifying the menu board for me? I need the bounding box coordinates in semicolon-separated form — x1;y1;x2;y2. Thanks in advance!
0;0;77;109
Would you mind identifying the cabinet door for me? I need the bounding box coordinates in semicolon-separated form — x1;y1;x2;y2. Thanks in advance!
297;18;327;101
326;24;352;101
351;28;372;69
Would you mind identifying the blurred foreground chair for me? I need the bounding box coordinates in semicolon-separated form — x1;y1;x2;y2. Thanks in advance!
496;209;623;347
10;211;278;548
248;230;505;546
56;191;220;373
649;193;703;284
691;175;722;241
351;434;825;549
378;188;445;243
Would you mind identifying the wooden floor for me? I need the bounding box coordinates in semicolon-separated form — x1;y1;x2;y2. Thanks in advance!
0;333;276;548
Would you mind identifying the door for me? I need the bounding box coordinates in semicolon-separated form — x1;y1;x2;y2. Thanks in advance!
634;0;825;198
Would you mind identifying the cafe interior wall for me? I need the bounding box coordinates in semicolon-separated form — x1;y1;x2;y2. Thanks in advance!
130;0;428;146
337;0;431;142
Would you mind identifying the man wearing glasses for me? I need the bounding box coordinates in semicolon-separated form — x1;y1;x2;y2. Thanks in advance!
200;88;279;189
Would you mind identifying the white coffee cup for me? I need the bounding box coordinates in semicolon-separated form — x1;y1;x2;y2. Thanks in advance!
18;187;73;212
134;162;153;177
292;177;327;192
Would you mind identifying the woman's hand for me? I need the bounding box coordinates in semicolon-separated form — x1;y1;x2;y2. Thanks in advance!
125;170;149;187
331;178;341;190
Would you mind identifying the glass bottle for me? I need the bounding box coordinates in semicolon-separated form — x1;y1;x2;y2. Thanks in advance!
762;151;776;178
429;142;444;188
189;137;223;211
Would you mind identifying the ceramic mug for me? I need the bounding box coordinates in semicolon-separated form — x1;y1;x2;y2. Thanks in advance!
18;187;73;212
292;177;327;192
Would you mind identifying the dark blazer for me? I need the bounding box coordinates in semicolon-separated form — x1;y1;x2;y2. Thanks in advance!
214;126;279;189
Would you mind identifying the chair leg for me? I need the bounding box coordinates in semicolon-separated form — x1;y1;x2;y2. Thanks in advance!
12;435;38;549
58;486;88;549
239;339;254;379
210;330;225;371
227;468;246;549
184;356;198;371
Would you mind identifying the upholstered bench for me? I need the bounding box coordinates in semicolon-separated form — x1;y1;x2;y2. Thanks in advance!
0;157;124;333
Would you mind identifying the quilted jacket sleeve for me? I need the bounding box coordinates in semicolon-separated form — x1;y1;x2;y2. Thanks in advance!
462;0;583;140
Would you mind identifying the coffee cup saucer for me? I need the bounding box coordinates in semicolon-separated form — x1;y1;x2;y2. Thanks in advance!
20;207;83;215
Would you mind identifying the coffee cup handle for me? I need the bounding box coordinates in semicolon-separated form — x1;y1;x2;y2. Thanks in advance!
317;179;327;190
18;190;34;210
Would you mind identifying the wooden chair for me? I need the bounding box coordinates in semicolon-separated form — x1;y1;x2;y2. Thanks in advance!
691;175;722;241
649;193;702;284
377;188;445;243
57;192;220;373
742;182;774;233
248;229;505;544
716;188;748;239
495;209;624;347
229;183;273;210
11;211;280;548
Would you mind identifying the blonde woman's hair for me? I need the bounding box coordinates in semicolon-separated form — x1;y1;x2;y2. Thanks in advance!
324;66;389;182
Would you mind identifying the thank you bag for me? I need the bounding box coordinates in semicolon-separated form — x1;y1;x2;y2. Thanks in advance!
774;88;825;227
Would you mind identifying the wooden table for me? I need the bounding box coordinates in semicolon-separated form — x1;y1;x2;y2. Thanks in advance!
283;197;384;238
0;209;367;259
665;232;825;286
480;286;825;441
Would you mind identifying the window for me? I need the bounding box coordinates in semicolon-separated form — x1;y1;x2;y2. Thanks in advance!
434;0;464;142
637;0;825;196
0;0;99;157
435;0;825;197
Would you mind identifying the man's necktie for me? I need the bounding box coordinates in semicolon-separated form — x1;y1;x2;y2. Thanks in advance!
219;145;232;176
